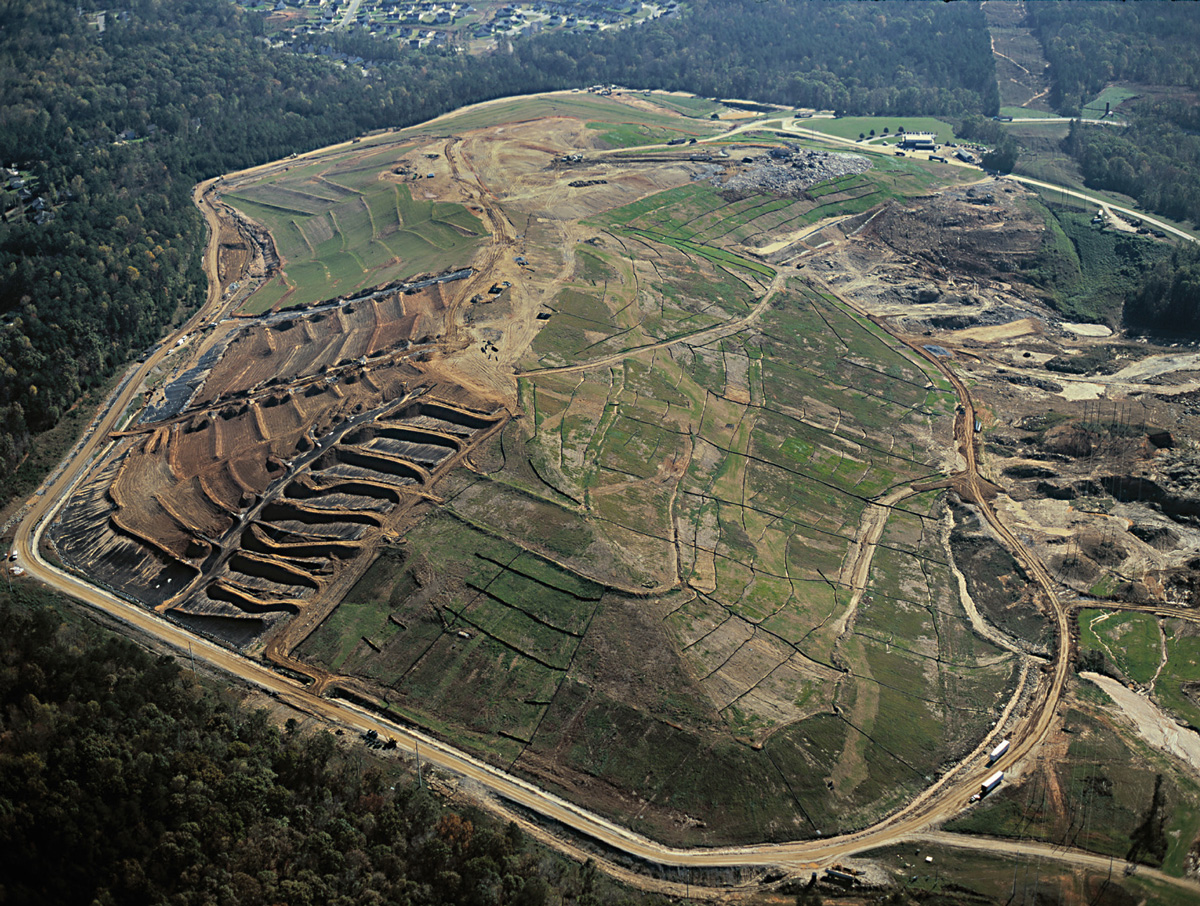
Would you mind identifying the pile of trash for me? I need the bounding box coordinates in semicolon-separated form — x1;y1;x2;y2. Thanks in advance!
717;146;871;197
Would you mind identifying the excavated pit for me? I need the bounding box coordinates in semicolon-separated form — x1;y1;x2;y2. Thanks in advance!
50;272;506;649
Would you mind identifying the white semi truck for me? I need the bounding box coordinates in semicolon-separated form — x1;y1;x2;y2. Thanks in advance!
969;770;1004;803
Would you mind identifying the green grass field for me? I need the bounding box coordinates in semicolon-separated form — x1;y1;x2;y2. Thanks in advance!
645;93;723;118
1081;85;1138;119
281;96;1021;845
1000;106;1058;119
797;115;956;142
948;695;1200;875
405;92;728;138
224;174;486;312
1025;202;1171;324
1155;622;1200;727
1078;609;1162;684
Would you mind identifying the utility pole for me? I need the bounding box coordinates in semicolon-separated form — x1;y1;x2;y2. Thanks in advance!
416;741;423;788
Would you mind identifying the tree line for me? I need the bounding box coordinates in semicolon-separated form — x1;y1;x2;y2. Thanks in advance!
1126;243;1200;334
1062;110;1200;229
1025;3;1200;116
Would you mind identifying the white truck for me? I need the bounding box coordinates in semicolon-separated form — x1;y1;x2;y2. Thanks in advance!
988;738;1010;764
970;770;1004;803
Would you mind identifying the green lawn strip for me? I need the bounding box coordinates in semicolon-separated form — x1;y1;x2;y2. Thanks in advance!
457;593;579;671
797;115;956;143
239;276;291;314
645;93;723;118
409;93;723;136
573;246;617;284
227;178;486;311
999;105;1058;119
1080;86;1138;119
395;632;561;744
673;193;786;242
593;183;714;231
621;228;774;277
222;185;330;216
585;121;700;149
472;563;596;636
529;684;822;844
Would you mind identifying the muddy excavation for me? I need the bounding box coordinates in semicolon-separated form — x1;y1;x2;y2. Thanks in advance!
813;180;1200;613
50;277;506;650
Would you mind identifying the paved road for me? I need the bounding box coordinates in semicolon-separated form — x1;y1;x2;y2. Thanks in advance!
336;0;361;29
10;100;1200;897
1008;173;1198;243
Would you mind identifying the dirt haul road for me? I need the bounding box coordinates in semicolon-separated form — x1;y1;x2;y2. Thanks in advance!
810;273;1075;817
11;110;1200;898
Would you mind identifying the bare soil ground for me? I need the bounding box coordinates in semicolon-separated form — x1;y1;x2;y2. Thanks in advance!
812;180;1200;613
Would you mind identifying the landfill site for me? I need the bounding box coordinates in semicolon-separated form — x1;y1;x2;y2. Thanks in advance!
31;93;1200;875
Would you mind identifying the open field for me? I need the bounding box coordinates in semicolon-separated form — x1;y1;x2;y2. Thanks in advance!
798;116;956;143
221;163;488;311
946;687;1200;876
1078;609;1162;684
1081;86;1139;120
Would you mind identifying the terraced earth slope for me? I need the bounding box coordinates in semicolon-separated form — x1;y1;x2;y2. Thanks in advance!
50;92;1110;848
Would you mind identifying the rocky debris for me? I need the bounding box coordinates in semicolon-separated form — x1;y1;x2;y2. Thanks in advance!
1129;522;1181;550
715;147;871;198
909;284;943;304
1167;562;1200;607
921;304;1032;331
1036;480;1080;501
1002;464;1058;480
1042;423;1097;458
1137;450;1200;525
861;186;1047;287
1002;372;1064;393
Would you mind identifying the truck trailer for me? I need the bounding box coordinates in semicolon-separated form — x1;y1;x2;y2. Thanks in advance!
988;739;1010;764
970;770;1005;803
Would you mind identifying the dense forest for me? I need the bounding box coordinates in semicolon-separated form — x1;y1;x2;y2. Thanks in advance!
1060;106;1200;229
1126;243;1200;333
517;0;998;117
0;0;999;484
1024;2;1200;229
1025;3;1200;115
0;585;658;906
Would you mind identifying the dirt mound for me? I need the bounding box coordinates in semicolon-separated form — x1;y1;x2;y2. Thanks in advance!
50;279;507;649
861;185;1046;283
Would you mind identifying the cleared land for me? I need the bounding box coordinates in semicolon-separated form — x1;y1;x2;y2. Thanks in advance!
42;90;1200;884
